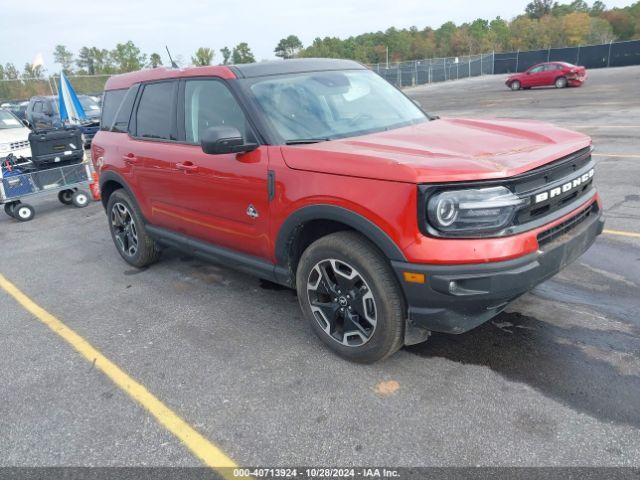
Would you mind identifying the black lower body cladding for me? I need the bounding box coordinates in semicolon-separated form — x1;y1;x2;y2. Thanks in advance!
392;201;604;334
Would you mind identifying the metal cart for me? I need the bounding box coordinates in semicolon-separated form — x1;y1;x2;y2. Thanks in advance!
1;158;92;222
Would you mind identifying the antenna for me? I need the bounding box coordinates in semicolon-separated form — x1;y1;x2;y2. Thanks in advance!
165;46;178;68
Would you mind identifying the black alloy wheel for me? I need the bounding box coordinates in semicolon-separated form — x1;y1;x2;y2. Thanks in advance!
111;202;139;258
307;258;378;347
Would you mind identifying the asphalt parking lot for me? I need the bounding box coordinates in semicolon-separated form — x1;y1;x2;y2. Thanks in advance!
1;66;639;470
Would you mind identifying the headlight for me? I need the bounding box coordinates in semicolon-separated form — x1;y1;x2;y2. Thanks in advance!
0;143;9;152
426;186;528;236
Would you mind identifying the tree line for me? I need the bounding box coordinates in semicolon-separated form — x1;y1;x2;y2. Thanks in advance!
0;0;638;96
295;0;640;64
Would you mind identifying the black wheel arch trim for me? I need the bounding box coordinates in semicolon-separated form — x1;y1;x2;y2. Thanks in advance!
275;204;407;273
99;171;138;210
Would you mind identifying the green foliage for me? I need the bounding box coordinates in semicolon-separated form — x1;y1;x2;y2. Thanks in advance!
22;63;44;79
220;47;232;65
4;63;19;79
111;41;147;72
191;47;214;66
275;35;304;59
76;47;115;75
53;45;74;74
296;1;640;62
526;0;554;19
232;42;255;64
148;53;163;68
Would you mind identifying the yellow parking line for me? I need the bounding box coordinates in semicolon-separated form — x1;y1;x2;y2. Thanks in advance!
0;273;239;478
603;229;640;239
593;153;640;159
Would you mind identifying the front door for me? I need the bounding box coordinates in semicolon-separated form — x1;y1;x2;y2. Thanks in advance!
524;64;545;87
141;77;270;259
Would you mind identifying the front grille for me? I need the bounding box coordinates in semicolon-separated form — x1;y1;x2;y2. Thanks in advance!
512;147;595;225
10;140;29;151
537;203;598;246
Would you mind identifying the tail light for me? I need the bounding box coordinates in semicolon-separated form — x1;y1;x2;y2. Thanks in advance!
92;144;105;170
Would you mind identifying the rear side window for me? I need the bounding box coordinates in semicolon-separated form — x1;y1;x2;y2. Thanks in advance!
101;89;126;131
136;82;176;140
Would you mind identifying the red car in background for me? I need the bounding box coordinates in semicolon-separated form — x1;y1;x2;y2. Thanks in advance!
506;62;587;90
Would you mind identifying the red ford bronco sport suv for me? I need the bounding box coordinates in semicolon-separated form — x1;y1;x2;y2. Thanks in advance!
93;59;603;363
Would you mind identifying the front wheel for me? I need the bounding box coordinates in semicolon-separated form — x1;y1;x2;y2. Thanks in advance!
555;76;567;88
14;204;35;222
510;80;521;91
296;231;405;363
107;189;160;268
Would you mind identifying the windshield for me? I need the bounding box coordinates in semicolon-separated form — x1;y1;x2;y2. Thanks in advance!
79;96;101;113
243;70;427;143
0;110;23;130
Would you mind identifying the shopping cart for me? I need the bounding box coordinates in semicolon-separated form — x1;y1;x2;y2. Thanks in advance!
1;154;92;222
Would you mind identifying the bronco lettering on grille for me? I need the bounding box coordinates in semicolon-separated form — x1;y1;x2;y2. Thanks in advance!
534;168;594;204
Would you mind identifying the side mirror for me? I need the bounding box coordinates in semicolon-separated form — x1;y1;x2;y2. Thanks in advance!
22;119;31;129
200;126;257;155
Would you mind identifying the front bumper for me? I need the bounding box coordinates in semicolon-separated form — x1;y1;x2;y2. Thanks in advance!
393;203;603;337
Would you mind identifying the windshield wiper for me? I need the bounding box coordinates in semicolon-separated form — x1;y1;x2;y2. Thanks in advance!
285;138;330;145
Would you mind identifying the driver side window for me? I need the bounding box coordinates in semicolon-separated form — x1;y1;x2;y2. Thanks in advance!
184;79;248;144
529;65;544;74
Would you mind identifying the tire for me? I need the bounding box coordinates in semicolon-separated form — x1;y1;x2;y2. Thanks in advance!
14;204;35;222
71;190;90;208
510;80;521;91
58;189;74;205
106;189;161;268
4;202;19;218
296;231;405;363
555;76;567;88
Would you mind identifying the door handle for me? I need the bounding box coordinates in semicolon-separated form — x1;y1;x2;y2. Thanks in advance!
176;162;199;173
123;153;139;164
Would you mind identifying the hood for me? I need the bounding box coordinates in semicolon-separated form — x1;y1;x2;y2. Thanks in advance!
279;118;591;184
0;125;30;144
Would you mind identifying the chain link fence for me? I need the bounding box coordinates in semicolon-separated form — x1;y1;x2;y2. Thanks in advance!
493;39;640;73
1;40;639;102
369;39;640;87
370;53;495;88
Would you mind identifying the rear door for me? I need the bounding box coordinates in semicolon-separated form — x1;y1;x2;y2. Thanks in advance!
539;64;558;86
119;80;184;232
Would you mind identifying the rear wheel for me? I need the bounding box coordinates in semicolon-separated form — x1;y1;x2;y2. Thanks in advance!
58;189;74;205
14;204;35;222
555;76;567;88
4;201;19;218
296;231;405;363
107;189;160;268
510;80;521;91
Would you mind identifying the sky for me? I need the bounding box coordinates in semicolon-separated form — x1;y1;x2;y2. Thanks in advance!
1;0;636;73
